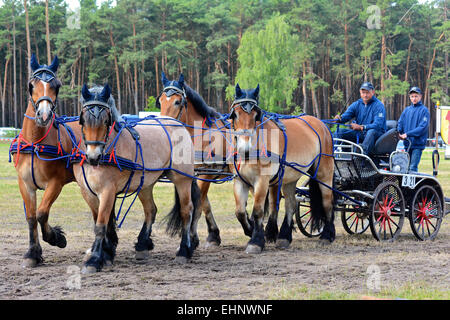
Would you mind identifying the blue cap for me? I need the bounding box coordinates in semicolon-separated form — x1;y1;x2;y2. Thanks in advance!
409;86;422;94
360;82;374;91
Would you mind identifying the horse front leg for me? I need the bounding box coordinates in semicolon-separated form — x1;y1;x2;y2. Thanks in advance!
82;189;116;273
174;181;195;263
36;180;67;249
246;177;270;254
233;179;252;237
18;177;42;268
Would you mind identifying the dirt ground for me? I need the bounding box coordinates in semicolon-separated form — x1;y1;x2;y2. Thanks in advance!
0;182;448;300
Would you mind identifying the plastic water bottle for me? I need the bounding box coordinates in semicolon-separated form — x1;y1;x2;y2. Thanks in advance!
396;140;405;152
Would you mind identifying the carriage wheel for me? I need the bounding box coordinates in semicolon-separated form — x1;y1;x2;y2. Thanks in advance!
340;205;370;235
369;181;405;241
295;203;323;238
409;185;443;241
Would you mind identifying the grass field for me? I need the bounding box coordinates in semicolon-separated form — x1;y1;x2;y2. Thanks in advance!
0;141;449;300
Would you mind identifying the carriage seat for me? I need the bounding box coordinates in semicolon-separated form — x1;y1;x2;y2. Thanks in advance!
371;120;398;156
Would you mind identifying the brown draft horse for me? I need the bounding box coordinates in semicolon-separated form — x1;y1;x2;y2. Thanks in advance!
76;84;201;273
229;84;335;253
11;54;78;268
157;72;230;247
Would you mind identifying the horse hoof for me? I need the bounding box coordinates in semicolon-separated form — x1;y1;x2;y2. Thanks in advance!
81;265;97;274
276;239;290;249
318;238;333;246
135;250;150;261
56;236;67;249
204;241;220;249
245;244;263;254
82;249;92;263
22;258;39;268
174;256;189;264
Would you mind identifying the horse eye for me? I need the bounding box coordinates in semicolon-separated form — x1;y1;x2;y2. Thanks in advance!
174;100;181;106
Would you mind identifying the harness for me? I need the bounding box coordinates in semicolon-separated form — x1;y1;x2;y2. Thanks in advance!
229;100;337;212
9;115;79;190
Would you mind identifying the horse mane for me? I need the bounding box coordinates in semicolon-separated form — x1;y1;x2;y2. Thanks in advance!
183;84;220;121
79;85;118;126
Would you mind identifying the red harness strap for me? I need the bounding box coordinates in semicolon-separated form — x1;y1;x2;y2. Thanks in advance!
13;114;55;167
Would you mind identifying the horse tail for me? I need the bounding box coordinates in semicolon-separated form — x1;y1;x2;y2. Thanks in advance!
165;180;200;237
308;177;327;231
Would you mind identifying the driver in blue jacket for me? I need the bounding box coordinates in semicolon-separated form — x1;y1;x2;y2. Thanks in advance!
397;87;430;172
334;82;386;155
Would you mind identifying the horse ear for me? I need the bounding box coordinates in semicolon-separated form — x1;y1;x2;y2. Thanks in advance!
81;84;92;101
253;84;260;99
30;53;40;72
178;73;184;87
49;55;59;73
235;83;242;98
161;72;169;86
100;83;112;101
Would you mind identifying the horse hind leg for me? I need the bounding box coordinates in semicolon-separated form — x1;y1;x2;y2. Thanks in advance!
135;185;157;261
199;180;221;248
190;180;202;250
264;185;279;243
309;177;335;244
165;175;197;262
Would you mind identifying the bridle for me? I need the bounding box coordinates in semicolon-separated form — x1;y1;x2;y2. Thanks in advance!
229;98;262;133
159;85;187;121
80;99;113;147
28;68;58;113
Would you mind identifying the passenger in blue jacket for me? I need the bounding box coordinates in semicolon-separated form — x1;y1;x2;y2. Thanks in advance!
397;87;430;172
334;82;386;155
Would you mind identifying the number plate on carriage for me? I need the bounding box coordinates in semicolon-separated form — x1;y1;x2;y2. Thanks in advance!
401;175;416;189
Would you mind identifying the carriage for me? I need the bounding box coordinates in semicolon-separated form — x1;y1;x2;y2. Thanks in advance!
296;120;450;242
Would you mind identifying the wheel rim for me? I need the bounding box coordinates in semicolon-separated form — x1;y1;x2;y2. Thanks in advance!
370;182;405;241
341;206;370;235
410;185;442;241
296;204;323;237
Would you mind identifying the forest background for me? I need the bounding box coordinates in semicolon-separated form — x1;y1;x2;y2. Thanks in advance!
0;0;448;138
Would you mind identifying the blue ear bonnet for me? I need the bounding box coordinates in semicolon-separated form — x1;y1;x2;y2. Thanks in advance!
31;68;56;82
30;54;59;82
231;84;261;116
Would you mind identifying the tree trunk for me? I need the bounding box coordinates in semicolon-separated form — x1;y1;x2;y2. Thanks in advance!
109;29;121;113
444;2;448;101
307;60;319;118
380;34;386;105
344;22;351;103
24;0;31;78
424;32;445;106
45;0;51;64
132;20;138;114
302;62;308;114
141;38;145;108
1;58;10;127
12;3;18;128
154;54;159;96
403;34;413;108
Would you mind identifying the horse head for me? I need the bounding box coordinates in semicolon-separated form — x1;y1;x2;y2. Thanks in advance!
79;83;115;165
28;54;61;127
230;83;261;154
156;72;187;119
